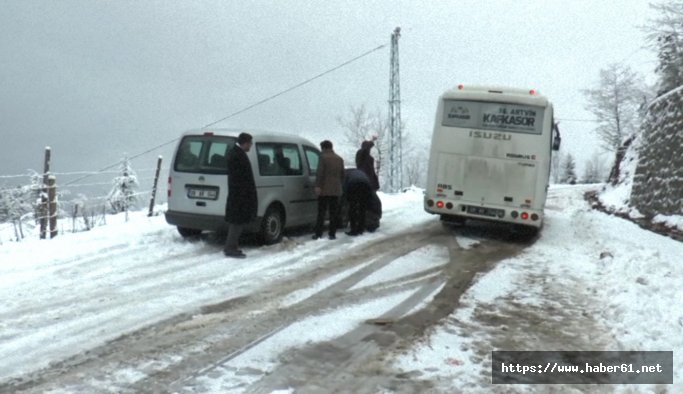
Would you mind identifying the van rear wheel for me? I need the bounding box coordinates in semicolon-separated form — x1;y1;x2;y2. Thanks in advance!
261;206;284;245
177;226;202;238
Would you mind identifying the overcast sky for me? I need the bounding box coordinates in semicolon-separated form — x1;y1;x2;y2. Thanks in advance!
0;0;657;189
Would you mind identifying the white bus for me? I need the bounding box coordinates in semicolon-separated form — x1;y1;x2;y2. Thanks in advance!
424;84;561;231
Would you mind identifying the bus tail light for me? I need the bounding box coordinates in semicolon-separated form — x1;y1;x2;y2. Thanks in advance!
529;89;537;95
511;211;518;219
427;199;434;207
531;213;539;221
436;201;445;209
167;176;172;198
521;212;529;220
446;202;453;209
457;84;464;90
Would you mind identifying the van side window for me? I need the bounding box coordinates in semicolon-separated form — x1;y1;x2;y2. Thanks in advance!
304;146;320;174
256;143;304;176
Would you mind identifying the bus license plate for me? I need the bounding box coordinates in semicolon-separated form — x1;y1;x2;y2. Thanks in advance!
466;205;503;218
187;188;218;200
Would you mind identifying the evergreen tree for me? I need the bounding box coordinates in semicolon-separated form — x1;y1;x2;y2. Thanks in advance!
108;156;139;216
581;153;607;184
559;153;578;185
582;161;598;184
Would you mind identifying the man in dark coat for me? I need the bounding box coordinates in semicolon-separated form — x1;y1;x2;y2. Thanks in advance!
224;133;257;258
313;140;344;240
343;168;372;236
355;140;380;191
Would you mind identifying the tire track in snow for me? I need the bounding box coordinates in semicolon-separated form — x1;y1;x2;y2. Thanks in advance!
0;232;352;386
2;223;445;393
167;229;449;392
243;230;534;393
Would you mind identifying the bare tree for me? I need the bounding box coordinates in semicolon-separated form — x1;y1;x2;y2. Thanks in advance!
642;1;683;95
337;104;407;190
582;63;648;152
403;152;423;187
0;172;43;241
337;104;374;146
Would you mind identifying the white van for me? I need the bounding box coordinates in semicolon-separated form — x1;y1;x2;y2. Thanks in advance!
165;129;321;244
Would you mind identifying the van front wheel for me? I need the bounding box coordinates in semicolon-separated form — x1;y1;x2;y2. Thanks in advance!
261;206;284;245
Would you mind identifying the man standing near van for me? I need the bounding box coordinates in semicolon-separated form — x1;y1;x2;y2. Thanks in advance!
313;140;344;240
224;133;257;258
355;139;380;191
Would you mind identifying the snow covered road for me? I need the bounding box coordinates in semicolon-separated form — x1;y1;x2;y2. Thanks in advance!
1;185;681;393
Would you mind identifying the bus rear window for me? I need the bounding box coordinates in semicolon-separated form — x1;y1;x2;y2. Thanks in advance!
174;135;237;174
442;100;545;135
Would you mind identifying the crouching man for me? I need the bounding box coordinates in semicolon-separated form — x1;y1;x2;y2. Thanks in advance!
344;168;373;236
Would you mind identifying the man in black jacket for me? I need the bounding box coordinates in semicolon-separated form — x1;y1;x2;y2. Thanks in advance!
355;140;380;191
224;133;257;258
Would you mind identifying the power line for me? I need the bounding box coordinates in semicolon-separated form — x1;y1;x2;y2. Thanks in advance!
556;117;599;123
202;43;388;129
0;173;33;179
62;43;389;187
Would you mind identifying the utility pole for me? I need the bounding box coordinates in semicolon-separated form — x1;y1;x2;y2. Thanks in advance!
388;27;402;193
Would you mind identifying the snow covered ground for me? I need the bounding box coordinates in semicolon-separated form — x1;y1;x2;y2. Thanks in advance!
1;185;681;392
394;185;683;392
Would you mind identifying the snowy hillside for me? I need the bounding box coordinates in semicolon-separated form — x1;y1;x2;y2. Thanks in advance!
597;85;683;237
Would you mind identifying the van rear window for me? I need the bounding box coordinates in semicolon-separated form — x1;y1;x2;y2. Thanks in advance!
174;135;237;174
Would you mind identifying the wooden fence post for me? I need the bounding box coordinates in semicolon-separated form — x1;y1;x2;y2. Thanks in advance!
48;175;57;238
39;147;51;239
148;156;163;217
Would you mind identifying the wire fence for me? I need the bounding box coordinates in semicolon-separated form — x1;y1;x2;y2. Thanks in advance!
0;168;159;188
0;157;164;243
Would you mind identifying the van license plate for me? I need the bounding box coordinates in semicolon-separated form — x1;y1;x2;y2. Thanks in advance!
187;188;218;200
